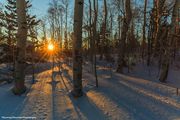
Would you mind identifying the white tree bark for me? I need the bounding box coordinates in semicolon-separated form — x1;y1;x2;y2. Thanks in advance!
72;0;84;97
12;0;27;95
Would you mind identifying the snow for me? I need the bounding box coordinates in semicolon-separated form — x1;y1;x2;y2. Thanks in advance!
123;60;180;88
19;70;53;120
0;62;180;120
0;75;32;117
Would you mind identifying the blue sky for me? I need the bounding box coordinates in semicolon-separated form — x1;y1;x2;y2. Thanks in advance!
0;0;76;39
0;0;76;19
1;0;51;17
31;0;74;18
30;0;51;18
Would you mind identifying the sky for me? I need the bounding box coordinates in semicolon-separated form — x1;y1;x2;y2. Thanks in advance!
0;0;76;39
30;0;51;18
30;0;74;18
0;0;78;21
0;0;51;18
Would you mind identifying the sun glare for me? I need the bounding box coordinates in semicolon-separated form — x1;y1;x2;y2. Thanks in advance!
48;44;54;51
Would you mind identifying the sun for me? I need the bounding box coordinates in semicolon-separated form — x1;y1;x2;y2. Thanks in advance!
48;44;54;51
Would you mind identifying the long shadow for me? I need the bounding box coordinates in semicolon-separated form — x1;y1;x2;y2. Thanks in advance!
68;93;107;120
91;76;180;120
53;64;156;120
25;62;58;75
62;70;73;85
57;63;174;120
114;74;175;97
54;69;107;120
47;80;60;92
0;67;55;118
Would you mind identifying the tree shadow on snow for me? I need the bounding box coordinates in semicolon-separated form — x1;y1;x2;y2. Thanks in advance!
68;93;107;120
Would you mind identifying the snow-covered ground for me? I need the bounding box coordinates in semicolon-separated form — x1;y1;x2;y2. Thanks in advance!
0;62;180;120
94;55;180;88
122;61;180;88
0;75;33;117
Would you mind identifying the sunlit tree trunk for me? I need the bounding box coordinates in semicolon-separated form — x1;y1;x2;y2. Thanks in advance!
12;0;27;95
72;0;84;97
153;0;166;55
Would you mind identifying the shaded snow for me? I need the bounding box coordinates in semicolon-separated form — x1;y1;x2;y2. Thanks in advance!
123;61;180;88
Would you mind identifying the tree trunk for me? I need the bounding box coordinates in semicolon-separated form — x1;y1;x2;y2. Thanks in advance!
88;0;93;64
159;24;169;82
103;0;109;61
142;0;147;60
72;0;84;97
12;0;27;95
118;15;121;42
117;0;132;73
159;58;169;82
93;0;98;87
159;0;180;82
153;0;166;55
64;1;69;50
147;19;152;66
99;0;107;60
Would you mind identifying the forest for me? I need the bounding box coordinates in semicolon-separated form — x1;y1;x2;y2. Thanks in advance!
0;0;180;120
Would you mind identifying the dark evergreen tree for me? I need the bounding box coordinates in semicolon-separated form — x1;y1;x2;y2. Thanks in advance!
0;0;39;63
